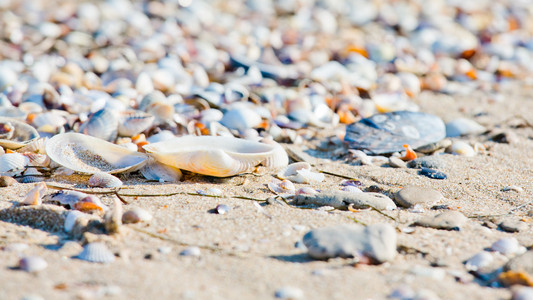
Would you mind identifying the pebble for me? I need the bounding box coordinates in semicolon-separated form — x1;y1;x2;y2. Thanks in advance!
18;256;48;272
449;141;476;157
491;238;525;256
505;250;533;275
294;191;397;211
274;287;304;299
215;204;231;215
0;175;17;187
407;157;445;169
445;118;486;137
394;186;444;208
302;223;397;264
499;219;527;233
4;243;29;252
414;211;467;230
180;246;201;257
464;251;494;272
418;168;447;180
388;157;407;168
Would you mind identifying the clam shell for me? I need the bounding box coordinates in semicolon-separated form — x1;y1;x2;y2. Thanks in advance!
78;108;118;142
464;251;493;271
0;117;40;149
16;137;48;154
117;110;155;137
88;172;123;188
46;132;148;174
0;153;28;176
220;107;262;131
76;242;115;264
143;136;288;177
139;158;182;182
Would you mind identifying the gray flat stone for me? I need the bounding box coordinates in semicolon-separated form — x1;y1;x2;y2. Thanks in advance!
294;191;397;211
414;211;467;230
388;157;407;168
407;156;446;169
303;223;397;264
394;186;444;208
505;250;533;275
499;219;528;233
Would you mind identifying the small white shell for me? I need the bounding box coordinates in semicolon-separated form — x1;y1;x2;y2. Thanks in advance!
117;110;155;137
78;108;118;142
122;207;153;224
268;179;296;196
464;251;493;271
277;162;324;184
22;182;47;205
296;187;318;195
0;153;28;176
23;153;50;167
76;242;115;263
220;107;262;131
491;237;525;255
16;137;47;154
446;118;486;137
18;256;48;272
48;190;108;212
179;246;201;257
139;158;182;182
341;186;363;193
143;135;288;177
450;141;476;157
46;132;148;174
88;172;123;188
64;210;85;233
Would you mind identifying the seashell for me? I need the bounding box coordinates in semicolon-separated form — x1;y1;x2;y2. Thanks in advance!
464;251;493;271
16;137;48;154
18;256;48;272
122;207;152;224
47;190;108;212
445;118;486;137
207;188;223;196
342;186;363;193
277;162;324;184
491;238;525;256
0;117;40;149
0;175;18;187
345;111;446;154
138;90;167;111
78;108;118;142
117;110;155;137
146;130;175;143
23;153;51;167
0;66;17;91
139;158;182;182
268;179;296;196
31;111;67;132
22;182;47;205
88;172;123;188
0;153;28;176
76;242;116;264
64;210;85;233
46;132;148;174
296;187;318;195
274;287;304;300
143;136;288;177
179;246;201;257
215;204;231;215
449;141;476;157
220;107;262;131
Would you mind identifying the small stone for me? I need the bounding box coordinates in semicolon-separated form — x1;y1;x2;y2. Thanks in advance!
303;223;397;264
275;286;304;299
499;219;527;233
388;157;407;168
414;211;467;230
407;156;445;169
394;186;444;208
215;204;231;215
0;175;17;187
180;246;201;257
445;118;486;137
419;168;447;180
294;191;397;211
505;250;533;274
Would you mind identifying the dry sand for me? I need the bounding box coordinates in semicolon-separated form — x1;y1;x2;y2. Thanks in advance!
2;84;533;299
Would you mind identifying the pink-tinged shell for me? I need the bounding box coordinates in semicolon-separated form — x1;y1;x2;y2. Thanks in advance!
16;137;47;154
88;172;123;188
76;242;115;264
18;256;48;272
22;182;47;205
268;179;296;196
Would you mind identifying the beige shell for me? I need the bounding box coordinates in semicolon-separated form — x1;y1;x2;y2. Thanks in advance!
0;117;40;149
143;135;288;177
45;132;149;174
276;162;324;184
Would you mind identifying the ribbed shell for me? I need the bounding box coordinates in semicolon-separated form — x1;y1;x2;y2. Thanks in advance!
78;108;118;142
45;132;148;174
76;242;115;263
0;153;28;176
139;158;182;182
143;135;288;177
88;172;123;188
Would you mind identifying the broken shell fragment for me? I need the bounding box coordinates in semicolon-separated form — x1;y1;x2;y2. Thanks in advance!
0;117;40;149
46;132;148;174
268;179;296;196
143;135;288;177
22;182;47;206
88;172;123;188
277;162;324;184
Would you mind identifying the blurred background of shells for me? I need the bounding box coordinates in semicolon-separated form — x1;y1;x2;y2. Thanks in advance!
0;0;533;178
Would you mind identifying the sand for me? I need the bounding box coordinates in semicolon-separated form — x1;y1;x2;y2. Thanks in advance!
1;84;533;299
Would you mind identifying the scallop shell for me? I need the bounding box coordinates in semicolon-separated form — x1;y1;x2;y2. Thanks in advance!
117;110;155;137
268;179;296;196
18;256;48;272
143;135;288;177
88;172;123;188
78;108;118;142
16;137;48;154
139;158;182;182
0;117;40;149
0;153;28;176
76;242;115;264
46;132;148;174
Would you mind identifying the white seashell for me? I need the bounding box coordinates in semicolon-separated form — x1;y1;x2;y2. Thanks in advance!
23;153;50;167
0;117;40;149
215;204;231;214
138;91;166;111
78;109;118;142
0;66;17;91
18;256;48;272
32;111;67;132
143;136;288;177
135;71;154;96
180;246;201;257
88;172;123;188
200;109;223;123
146;130;175;143
207;188;223;196
16;137;47;154
122;207;153;224
64;210;85;233
450;141;476;157
139;158;182;182
491;238;525;256
464;251;493;271
76;242;115;264
341;186;363;193
268;179;296;196
275;286;304;300
446;118;486;137
0;153;28;176
117;110;155;137
22;182;47;205
46;132;148;174
277;162;324;184
220;107;262;131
